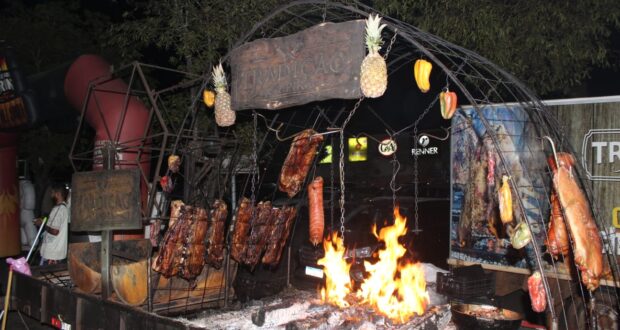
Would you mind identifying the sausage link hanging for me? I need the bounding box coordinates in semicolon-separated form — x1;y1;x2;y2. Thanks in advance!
308;176;325;246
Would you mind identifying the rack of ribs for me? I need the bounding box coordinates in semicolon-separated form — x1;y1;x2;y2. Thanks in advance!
262;205;298;266
243;201;273;267
278;129;324;198
206;199;228;269
231;197;253;263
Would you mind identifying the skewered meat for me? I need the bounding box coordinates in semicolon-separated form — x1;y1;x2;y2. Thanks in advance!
308;176;325;246
149;220;162;247
156;243;182;277
188;207;209;244
459;145;487;247
206;199;227;269
261;207;284;265
552;152;603;290
527;271;547;312
261;206;297;265
545;192;570;258
278;129;324;198
231;197;253;263
498;175;513;225
271;206;298;265
169;200;184;228
183;244;206;279
243;201;273;267
153;205;210;280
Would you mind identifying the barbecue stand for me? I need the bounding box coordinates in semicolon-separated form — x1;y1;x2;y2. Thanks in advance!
7;1;619;328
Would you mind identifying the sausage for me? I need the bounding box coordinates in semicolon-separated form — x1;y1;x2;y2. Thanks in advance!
308;176;324;246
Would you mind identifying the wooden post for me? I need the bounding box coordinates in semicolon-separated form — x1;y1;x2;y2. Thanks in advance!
101;143;115;299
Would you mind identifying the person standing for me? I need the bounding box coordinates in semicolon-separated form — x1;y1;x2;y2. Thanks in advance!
34;183;70;265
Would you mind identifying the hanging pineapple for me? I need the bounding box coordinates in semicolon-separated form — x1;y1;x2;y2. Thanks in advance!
212;62;235;127
360;14;388;98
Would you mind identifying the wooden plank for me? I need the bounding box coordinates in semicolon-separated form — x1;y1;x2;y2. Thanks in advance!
548;102;620;228
230;20;365;111
447;258;620;287
70;169;142;231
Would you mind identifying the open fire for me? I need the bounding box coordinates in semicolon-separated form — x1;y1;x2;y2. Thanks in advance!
318;206;429;324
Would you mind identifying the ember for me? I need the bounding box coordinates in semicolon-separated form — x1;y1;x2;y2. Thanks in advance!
319;206;429;324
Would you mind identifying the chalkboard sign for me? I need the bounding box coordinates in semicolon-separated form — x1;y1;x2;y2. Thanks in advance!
70;169;142;231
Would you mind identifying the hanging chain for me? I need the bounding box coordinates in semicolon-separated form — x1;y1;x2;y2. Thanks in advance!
390;152;401;212
383;29;398;60
330;136;335;233
412;97;438;232
250;111;258;206
338;28;398;240
339;97;365;240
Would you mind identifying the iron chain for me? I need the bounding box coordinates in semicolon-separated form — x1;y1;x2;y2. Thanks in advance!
251;111;258;206
338;27;398;240
339;97;365;240
383;29;398;61
412;97;438;232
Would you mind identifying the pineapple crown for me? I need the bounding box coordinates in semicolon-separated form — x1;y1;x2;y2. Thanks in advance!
364;14;386;54
211;62;228;92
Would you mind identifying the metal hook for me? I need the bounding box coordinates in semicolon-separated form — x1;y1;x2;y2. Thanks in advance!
542;136;560;169
253;112;344;142
415;127;451;142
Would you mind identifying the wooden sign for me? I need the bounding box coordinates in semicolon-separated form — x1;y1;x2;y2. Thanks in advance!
230;20;365;111
70;169;141;231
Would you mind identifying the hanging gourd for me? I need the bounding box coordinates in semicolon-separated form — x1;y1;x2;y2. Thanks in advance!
511;221;532;249
212;62;235;127
414;59;432;93
160;175;174;193
203;90;215;108
498;175;513;224
167;154;181;173
440;89;458;119
360;14;388;98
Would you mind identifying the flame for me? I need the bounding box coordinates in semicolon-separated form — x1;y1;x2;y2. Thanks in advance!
317;232;352;308
320;206;429;323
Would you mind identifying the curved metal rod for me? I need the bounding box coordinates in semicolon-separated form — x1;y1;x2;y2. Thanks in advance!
413;127;451;142
542;135;560;168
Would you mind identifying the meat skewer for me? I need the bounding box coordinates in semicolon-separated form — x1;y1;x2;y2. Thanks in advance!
271;206;298;265
545;155;570;258
278;129;324;198
261;207;284;265
459;145;487;247
545;191;570;258
308;176;325;246
206;199;227;269
551;152;603;291
231;197;253;263
243;201;273;267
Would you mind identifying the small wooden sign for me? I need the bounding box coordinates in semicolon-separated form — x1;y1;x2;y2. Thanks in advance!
70;169;142;231
230;20;365;111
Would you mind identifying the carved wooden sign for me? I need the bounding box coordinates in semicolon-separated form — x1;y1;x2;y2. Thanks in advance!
70;169;142;231
230;20;365;111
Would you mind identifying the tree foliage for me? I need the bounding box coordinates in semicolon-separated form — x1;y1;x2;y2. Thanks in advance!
105;0;288;74
0;0;112;74
374;0;620;96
